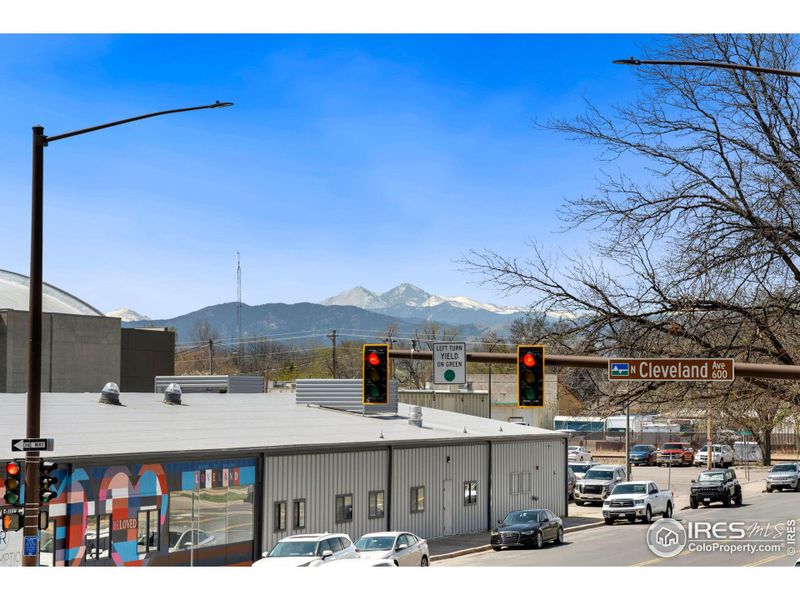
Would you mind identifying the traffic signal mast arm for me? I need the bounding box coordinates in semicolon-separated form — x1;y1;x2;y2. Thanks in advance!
386;350;800;381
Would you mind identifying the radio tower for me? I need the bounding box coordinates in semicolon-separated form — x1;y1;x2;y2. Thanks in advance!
236;251;242;369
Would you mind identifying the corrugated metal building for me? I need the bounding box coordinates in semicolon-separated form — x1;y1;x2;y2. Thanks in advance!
0;389;567;567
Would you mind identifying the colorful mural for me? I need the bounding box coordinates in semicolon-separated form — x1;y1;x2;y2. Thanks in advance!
42;457;257;567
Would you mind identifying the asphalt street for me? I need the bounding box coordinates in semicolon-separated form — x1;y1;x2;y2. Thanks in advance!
438;469;798;567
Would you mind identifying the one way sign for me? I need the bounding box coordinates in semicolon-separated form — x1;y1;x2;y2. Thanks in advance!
11;438;54;452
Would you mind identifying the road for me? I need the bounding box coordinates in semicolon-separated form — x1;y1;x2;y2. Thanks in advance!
438;476;798;567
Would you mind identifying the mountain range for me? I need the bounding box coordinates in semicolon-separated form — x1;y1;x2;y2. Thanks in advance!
321;283;527;327
116;283;531;345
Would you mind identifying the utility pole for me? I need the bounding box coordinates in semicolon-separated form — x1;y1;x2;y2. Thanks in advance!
327;330;338;378
208;339;214;375
236;251;242;371
488;363;493;420
706;395;713;470
625;402;631;481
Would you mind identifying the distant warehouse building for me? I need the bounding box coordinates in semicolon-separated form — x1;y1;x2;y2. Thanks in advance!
0;388;567;567
0;269;174;393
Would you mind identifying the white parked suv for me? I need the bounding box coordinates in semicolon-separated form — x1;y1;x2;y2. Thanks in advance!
253;533;359;567
568;446;593;462
602;480;674;525
573;465;626;505
354;531;430;566
694;444;735;468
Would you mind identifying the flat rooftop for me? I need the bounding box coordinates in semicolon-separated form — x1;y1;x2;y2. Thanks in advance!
0;391;564;461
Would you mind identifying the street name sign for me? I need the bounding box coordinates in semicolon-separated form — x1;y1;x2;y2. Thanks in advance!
433;342;467;384
11;438;54;452
608;358;734;382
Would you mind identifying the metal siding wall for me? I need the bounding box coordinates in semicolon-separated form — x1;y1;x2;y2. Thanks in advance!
262;450;388;553
392;444;488;540
491;438;567;522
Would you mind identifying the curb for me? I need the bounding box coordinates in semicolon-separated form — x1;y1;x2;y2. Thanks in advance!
430;520;605;562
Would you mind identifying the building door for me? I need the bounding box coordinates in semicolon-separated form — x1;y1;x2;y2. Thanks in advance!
442;480;453;536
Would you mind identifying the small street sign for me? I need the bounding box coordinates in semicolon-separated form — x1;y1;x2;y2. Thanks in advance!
0;506;24;516
23;535;37;557
433;342;467;385
608;358;734;382
11;438;54;452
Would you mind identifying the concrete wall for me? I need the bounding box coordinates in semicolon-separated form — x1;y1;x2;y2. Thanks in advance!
426;373;559;428
1;309;120;393
121;328;175;392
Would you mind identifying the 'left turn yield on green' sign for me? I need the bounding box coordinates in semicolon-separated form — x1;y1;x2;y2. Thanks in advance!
433;342;466;385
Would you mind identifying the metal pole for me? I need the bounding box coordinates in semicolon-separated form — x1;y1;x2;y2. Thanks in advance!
625;402;631;481
707;397;713;470
22;126;45;567
488;364;492;420
208;339;214;375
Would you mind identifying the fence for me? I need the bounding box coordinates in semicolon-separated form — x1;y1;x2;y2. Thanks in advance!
570;431;800;458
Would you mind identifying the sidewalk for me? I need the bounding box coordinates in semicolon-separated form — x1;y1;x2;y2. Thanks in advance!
428;515;603;561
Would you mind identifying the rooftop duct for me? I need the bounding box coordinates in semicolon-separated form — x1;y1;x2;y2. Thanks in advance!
408;405;423;427
163;383;182;405
99;382;121;405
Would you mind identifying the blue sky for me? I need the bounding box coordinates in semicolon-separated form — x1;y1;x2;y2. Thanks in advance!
0;34;658;318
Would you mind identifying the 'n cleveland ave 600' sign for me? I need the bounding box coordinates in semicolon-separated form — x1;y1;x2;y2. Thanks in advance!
608;358;735;382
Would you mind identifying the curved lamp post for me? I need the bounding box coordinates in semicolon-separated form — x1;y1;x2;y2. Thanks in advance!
23;101;233;566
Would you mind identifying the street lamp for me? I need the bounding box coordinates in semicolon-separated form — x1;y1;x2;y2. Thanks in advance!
23;101;233;567
613;57;800;79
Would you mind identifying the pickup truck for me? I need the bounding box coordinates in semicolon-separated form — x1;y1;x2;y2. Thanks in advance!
656;442;694;466
602;480;674;525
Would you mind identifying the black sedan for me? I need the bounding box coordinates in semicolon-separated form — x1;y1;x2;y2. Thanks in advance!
490;509;564;551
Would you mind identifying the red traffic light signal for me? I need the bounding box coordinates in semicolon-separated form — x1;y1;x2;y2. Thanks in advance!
362;344;390;404
517;345;545;408
3;461;23;506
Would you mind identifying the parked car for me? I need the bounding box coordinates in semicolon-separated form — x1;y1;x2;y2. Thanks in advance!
167;528;216;552
573;465;626;505
689;468;742;508
568;446;593;462
602;480;674;525
766;463;800;493
694;444;735;468
569;462;598;480
490;509;563;550
321;558;397;567
253;533;359;567
656;442;695;466
628;444;658;466
354;531;430;566
567;467;577;499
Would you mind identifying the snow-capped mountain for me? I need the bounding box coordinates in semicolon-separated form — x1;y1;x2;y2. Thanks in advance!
322;284;524;314
106;308;151;322
321;284;528;328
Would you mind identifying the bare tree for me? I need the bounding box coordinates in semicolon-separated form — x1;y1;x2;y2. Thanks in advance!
464;34;800;461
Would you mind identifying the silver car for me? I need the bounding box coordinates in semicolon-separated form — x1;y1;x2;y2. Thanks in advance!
766;463;800;492
354;531;430;566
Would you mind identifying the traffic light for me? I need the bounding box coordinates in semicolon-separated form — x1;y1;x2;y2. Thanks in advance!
517;345;545;408
2;512;22;532
362;344;390;404
40;461;58;504
3;461;23;506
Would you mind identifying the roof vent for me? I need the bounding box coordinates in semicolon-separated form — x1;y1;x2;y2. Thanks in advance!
99;382;121;405
164;383;182;405
408;405;423;427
